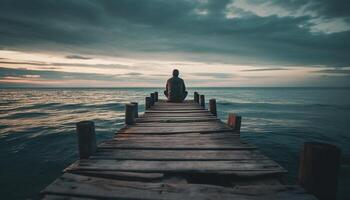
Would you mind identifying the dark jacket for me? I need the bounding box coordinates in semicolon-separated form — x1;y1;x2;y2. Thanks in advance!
166;76;186;102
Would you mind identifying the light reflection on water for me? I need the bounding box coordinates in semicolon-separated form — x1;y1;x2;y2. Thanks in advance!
0;88;350;199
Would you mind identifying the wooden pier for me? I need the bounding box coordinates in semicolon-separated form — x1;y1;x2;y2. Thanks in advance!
41;93;319;200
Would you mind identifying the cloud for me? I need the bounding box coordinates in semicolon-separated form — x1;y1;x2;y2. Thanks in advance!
65;55;92;60
0;59;134;70
225;0;350;34
242;68;291;72
190;72;235;78
124;72;143;76
0;67;118;81
0;67;163;85
312;68;350;75
0;0;349;86
0;61;47;66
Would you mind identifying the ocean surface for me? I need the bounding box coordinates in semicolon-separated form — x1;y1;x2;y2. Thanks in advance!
0;87;350;199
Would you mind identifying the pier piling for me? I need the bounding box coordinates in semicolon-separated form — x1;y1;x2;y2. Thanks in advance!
298;142;341;200
200;95;205;108
76;121;97;159
154;92;158;102
150;93;155;106
194;92;199;103
145;97;151;110
130;102;138;118
125;103;136;125
227;113;242;133
209;98;217;116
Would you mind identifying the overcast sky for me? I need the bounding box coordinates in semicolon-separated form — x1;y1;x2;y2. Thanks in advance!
0;0;350;87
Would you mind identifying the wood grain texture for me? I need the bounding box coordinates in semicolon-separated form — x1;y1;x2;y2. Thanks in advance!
65;159;285;174
42;173;316;200
91;149;268;160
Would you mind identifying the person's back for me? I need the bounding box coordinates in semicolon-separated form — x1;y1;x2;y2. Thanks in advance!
164;69;187;102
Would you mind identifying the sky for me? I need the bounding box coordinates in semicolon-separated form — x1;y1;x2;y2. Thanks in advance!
0;0;350;87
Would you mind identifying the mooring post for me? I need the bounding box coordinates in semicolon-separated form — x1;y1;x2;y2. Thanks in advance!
298;142;341;200
227;113;242;133
130;102;138;118
125;103;136;125
76;121;97;159
194;92;199;103
209;99;217;116
150;93;155;106
200;95;205;108
145;97;151;110
154;92;158;102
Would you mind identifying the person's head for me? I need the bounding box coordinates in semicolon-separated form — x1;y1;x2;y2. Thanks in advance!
173;69;179;77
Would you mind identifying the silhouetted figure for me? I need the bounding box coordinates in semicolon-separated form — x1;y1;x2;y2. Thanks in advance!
164;69;188;102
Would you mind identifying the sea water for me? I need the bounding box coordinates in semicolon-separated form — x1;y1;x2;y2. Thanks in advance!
0;88;349;199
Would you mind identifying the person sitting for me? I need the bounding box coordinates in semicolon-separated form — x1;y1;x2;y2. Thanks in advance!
164;69;188;102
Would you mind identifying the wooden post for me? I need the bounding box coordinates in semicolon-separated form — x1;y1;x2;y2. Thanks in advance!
209;99;217;116
194;92;199;103
298;142;341;200
125;103;135;125
145;97;151;110
227;113;242;132
200;95;205;108
154;92;158;102
150;93;155;106
130;102;138;118
76;121;97;159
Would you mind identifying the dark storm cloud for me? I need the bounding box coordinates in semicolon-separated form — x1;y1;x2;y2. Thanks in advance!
242;68;290;72
0;59;135;70
313;69;350;75
66;55;93;60
0;67;154;82
124;72;143;76
0;67;118;81
190;72;235;79
0;0;349;67
0;61;47;66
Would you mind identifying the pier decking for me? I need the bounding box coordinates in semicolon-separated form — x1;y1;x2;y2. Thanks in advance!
41;97;317;199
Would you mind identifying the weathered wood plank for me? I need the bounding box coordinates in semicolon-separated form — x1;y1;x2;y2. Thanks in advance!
42;173;315;200
65;159;285;174
119;126;232;134
149;107;204;111
144;113;213;117
129;121;230;127
99;140;254;150
115;132;240;139
145;110;209;113
135;117;218;123
42;195;97;200
91;149;268;161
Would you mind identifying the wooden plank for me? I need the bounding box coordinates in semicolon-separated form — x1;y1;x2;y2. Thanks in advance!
143;113;213;117
42;195;97;200
69;170;164;181
115;132;240;139
113;133;242;141
42;173;316;200
65;159;285;174
145;110;209;113
135;117;218;123
91;149;269;161
119;126;232;134
149;107;204;111
129;121;230;127
99;139;254;150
